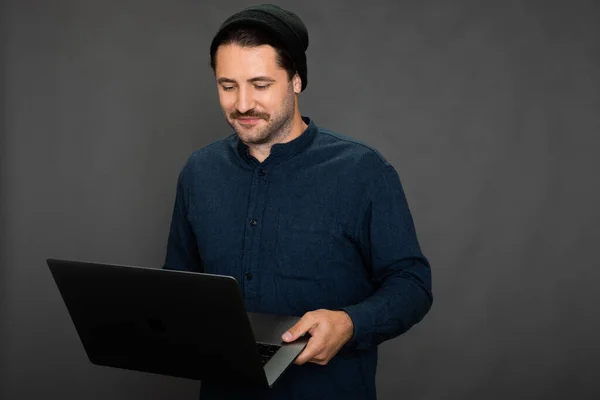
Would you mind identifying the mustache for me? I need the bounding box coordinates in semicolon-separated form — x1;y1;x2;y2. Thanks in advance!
230;111;270;120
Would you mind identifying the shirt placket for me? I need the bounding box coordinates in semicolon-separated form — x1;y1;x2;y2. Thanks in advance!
241;165;269;308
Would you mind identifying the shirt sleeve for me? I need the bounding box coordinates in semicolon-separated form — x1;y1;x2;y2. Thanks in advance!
163;164;204;272
340;164;433;350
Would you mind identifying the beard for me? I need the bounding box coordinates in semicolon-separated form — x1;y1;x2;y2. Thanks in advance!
226;84;295;146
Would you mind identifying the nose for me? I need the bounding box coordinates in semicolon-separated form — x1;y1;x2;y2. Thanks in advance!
235;87;255;114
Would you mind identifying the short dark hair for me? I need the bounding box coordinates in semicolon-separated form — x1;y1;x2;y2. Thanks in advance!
210;25;297;81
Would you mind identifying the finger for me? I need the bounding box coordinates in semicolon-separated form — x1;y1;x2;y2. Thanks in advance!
282;312;317;342
306;351;328;365
293;338;323;365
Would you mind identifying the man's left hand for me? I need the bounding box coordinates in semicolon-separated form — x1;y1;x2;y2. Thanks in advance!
281;309;354;366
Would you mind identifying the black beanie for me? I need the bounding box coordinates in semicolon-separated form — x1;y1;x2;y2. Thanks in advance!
210;4;309;91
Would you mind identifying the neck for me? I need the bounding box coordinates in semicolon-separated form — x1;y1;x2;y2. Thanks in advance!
248;112;307;163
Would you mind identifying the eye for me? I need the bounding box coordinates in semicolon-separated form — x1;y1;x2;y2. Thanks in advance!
221;86;235;92
255;84;271;90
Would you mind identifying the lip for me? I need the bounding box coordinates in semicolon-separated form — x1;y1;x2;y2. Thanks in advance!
237;118;261;125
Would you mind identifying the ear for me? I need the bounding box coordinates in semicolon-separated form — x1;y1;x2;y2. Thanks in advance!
293;73;302;94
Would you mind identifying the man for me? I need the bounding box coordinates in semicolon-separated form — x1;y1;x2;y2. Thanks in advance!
163;4;433;399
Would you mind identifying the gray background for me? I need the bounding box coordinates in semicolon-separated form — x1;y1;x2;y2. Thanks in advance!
1;0;599;399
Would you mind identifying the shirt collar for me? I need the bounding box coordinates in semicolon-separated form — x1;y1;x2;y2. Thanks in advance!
236;116;317;166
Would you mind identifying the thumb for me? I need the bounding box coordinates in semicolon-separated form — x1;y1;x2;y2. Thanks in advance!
282;313;316;342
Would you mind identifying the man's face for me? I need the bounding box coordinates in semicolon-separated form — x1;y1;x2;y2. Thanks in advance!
214;43;297;145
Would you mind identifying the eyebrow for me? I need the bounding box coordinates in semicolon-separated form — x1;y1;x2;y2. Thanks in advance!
217;76;276;84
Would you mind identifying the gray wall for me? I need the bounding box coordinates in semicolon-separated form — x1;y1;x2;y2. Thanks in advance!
2;1;599;399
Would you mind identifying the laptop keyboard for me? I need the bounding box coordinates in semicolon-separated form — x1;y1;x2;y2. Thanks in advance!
256;342;281;366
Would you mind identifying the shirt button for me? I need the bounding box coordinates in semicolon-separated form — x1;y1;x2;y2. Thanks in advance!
249;218;258;226
245;272;253;280
258;168;265;176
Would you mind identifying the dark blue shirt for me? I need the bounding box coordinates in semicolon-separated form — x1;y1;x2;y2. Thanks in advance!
163;116;433;399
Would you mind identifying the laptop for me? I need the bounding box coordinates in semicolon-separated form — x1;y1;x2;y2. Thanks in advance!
46;258;309;389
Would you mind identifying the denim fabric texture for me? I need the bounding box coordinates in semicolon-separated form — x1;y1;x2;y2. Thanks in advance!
164;116;433;399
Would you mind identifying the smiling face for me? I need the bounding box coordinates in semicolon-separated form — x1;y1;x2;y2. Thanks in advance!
214;43;302;146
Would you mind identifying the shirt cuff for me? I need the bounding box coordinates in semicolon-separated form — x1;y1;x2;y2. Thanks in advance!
338;302;376;351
